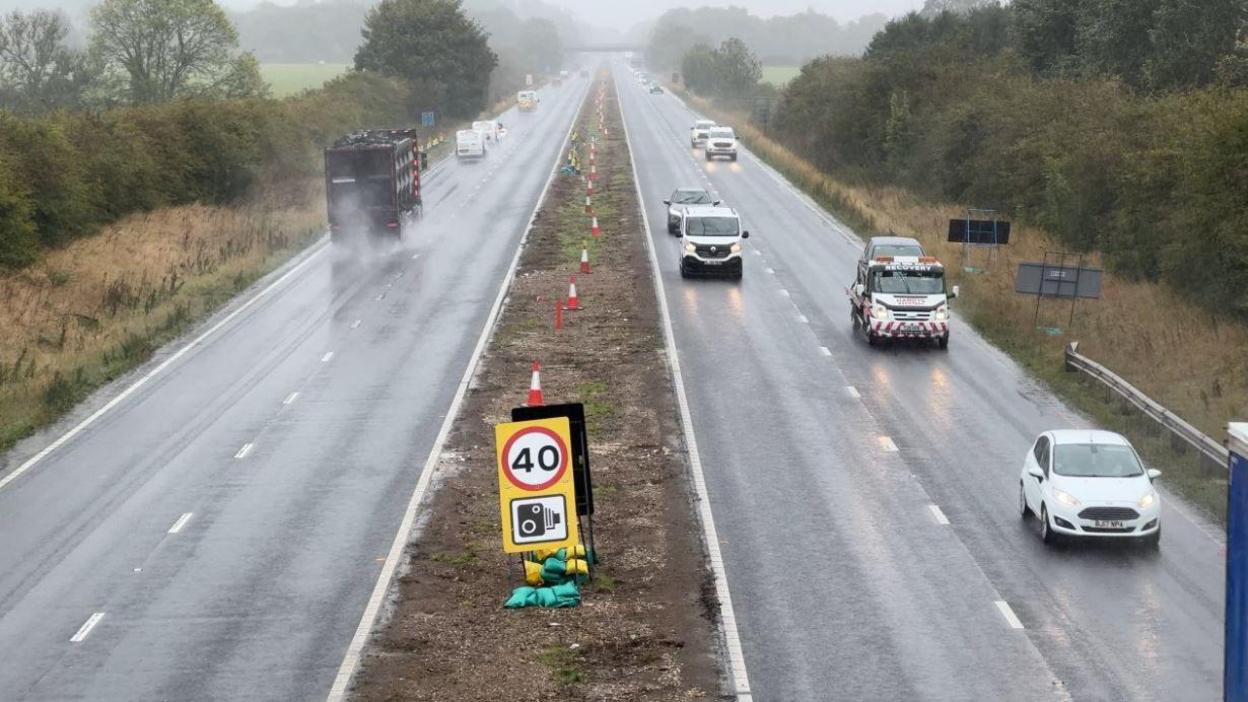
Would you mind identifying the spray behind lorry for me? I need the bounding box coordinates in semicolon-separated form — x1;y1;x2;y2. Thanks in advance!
324;129;423;239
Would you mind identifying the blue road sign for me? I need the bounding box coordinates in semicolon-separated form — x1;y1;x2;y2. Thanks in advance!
421;111;435;127
1227;423;1248;701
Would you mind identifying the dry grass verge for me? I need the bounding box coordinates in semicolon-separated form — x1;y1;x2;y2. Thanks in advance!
349;74;720;700
678;89;1242;521
0;182;326;453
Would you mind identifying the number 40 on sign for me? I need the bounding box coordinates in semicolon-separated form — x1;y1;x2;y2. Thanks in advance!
495;418;579;553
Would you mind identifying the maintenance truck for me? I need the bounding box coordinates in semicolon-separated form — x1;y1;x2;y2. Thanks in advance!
850;254;959;349
324;129;422;239
518;90;539;111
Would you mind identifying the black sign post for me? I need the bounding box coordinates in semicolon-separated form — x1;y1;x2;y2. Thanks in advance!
948;209;1010;273
511;403;595;571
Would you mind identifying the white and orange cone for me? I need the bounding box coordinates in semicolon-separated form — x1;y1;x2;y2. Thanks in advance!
585;195;593;214
527;360;544;406
580;246;591;274
566;276;580;311
591;216;601;238
589;163;598;181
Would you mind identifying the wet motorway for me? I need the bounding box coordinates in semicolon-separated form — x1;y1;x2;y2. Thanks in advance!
0;75;589;700
614;63;1222;702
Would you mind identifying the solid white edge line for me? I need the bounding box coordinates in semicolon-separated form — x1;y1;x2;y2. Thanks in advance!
234;442;254;460
283;392;300;406
846;386;861;399
70;612;105;642
880;436;899;453
929;504;950;526
615;65;753;701
995;600;1025;629
819;346;832;357
0;239;329;493
167;512;194;534
324;77;592;702
321;352;334;363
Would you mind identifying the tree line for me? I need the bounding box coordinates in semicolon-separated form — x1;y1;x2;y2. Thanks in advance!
674;0;1248;318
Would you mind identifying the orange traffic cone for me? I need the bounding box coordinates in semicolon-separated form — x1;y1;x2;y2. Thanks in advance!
527;360;544;406
589;164;598;181
566;276;580;311
587;180;594;196
580;246;591;274
591;216;601;238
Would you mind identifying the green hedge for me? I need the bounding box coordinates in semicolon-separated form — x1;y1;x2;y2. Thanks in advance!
0;71;413;267
770;51;1248;317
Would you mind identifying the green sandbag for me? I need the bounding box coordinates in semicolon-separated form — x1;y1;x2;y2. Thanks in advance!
503;582;581;609
550;581;581;607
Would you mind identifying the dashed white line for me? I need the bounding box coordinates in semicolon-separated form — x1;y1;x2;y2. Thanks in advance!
779;289;791;298
929;505;950;525
797;314;810;324
751;250;762;257
995;600;1025;629
411;253;420;260
374;293;386;301
167;512;194;534
283;392;300;406
70;612;105;642
350;320;361;329
819;346;832;357
846;386;861;398
879;436;899;452
321;352;334;363
234;442;254;460
765;267;775;275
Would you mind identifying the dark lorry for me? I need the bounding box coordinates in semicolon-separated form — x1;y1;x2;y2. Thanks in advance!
324;129;423;238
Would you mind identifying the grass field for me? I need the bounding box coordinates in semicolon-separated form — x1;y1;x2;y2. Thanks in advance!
762;65;801;87
261;63;350;98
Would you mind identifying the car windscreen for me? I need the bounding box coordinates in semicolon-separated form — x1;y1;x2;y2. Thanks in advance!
708;129;734;139
871;269;944;294
873;244;924;258
685;216;738;237
672;190;712;205
1053;443;1144;478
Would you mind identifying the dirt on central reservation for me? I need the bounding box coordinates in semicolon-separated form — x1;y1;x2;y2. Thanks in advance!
349;73;724;701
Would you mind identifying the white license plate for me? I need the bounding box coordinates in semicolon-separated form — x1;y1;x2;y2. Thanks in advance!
1094;520;1124;528
701;259;723;265
901;322;921;331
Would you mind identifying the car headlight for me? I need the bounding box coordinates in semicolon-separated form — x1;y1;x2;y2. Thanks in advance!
934;305;949;321
871;304;890;320
1138;492;1156;509
1053;489;1081;508
730;243;742;253
683;242;696;253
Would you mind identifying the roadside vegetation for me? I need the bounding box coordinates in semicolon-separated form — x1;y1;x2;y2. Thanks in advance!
661;0;1246;520
0;0;566;455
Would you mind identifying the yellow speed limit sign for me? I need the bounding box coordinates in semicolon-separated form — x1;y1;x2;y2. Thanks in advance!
496;417;579;554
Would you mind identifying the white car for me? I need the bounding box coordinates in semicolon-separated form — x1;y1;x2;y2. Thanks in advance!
705;127;737;161
1019;430;1161;547
690;120;716;148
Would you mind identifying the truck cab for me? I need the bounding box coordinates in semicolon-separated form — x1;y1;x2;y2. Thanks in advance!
850;255;958;349
678;205;749;280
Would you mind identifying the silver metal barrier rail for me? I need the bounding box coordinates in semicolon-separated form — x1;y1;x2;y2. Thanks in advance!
1065;341;1229;467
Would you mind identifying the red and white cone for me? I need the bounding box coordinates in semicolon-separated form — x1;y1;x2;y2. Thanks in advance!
566;276;580;311
527;360;544;406
587;180;594;196
589;163;598;181
585;195;593;214
591;216;601;238
580;246;591;274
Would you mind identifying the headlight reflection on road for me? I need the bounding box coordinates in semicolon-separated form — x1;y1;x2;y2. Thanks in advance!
704;161;719;174
728;162;744;174
681;285;700;315
725;285;744;321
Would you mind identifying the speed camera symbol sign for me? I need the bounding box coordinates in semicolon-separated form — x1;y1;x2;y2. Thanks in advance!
511;495;569;544
501;426;568;491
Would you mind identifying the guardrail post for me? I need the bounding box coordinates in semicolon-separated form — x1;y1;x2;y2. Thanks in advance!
1226;422;1248;701
1064;341;1079;372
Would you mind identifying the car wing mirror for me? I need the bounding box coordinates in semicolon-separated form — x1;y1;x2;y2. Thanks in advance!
1147;468;1162;481
1028;466;1045;481
950;285;960;299
740;231;750;239
662;200;671;205
854;283;865;296
712;200;721;206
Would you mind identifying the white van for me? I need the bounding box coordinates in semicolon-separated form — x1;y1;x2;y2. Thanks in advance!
472;120;500;142
456;129;486;159
678;205;749;280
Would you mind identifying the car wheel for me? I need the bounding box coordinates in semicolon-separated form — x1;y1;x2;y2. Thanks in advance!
851;307;861;331
1040;505;1058;545
1018;482;1029;518
866;331;878;347
705;152;712;161
730;154;738;162
937;335;949;350
679;261;689;278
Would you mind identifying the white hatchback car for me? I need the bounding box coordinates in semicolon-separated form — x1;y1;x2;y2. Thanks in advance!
1019;430;1161;548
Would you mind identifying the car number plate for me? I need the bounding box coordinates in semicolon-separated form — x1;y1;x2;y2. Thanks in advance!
702;259;723;265
901;322;920;331
1094;520;1124;528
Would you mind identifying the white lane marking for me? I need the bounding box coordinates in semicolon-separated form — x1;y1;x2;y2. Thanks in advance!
350;320;361;330
819;346;832;357
846;385;861;399
70;612;105;642
411;253;420;260
326;77;592;702
283;392;300;406
765;267;775;275
995;600;1025;629
375;293;386;302
797;314;810;324
167;512;194;534
617;70;753;702
0;238;329;493
929;505;950;525
779;289;791;298
234;443;254;460
321;352;334;363
752;250;762;257
879;436;899;452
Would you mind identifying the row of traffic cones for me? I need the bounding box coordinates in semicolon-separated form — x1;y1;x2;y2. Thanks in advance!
529;80;612;407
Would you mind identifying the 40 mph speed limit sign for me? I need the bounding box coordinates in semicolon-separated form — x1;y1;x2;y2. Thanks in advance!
495;418;579;553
